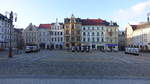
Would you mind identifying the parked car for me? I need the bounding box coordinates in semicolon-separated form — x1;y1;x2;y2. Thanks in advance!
132;48;139;56
25;45;40;53
25;46;32;53
125;47;139;56
32;46;40;52
113;48;118;52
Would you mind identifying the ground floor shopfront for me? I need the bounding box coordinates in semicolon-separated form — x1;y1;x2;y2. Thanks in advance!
81;43;118;51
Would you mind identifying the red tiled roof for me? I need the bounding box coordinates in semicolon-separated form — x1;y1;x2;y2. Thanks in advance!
81;19;108;25
39;24;51;29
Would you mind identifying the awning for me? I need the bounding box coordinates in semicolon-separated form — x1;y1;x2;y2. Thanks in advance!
106;44;118;47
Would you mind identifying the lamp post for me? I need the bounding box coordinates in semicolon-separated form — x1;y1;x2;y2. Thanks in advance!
8;11;17;58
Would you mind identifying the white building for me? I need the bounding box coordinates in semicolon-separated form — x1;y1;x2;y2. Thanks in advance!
38;24;51;49
0;13;11;50
125;22;150;51
50;19;64;49
81;19;119;51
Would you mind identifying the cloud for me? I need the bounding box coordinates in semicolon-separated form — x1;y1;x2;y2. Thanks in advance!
131;0;150;14
112;0;150;29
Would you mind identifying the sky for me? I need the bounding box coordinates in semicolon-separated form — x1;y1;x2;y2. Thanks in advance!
0;0;150;30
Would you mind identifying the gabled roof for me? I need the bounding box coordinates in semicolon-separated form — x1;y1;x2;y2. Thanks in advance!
39;24;51;29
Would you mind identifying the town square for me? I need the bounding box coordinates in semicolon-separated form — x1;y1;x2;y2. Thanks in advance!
1;0;150;83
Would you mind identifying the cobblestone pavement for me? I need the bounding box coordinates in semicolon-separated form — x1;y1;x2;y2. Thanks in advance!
0;50;150;78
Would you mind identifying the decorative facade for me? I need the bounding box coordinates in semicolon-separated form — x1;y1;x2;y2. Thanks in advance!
50;19;64;49
64;14;81;49
23;23;39;47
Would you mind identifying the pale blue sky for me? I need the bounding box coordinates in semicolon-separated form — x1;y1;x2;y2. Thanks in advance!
0;0;150;30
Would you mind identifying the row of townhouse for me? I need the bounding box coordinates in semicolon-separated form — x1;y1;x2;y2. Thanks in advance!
24;15;119;51
0;13;23;50
64;14;119;51
23;20;64;49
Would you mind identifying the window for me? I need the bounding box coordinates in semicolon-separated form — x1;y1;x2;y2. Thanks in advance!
102;38;104;42
92;32;94;36
71;37;75;41
88;27;90;30
72;25;74;29
102;27;103;30
83;38;86;42
97;27;99;30
92;38;95;42
83;27;85;30
66;36;69;41
97;32;99;36
97;38;99;42
88;32;90;36
92;27;94;30
77;37;80;41
83;32;86;36
88;38;90;42
66;30;69;34
60;32;63;35
66;25;69;29
58;38;60;42
61;37;63;41
77;30;80;34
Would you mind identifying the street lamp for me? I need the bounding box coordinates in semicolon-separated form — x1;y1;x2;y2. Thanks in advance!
8;11;17;58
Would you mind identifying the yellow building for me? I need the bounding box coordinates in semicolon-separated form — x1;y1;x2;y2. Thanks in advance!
64;14;81;49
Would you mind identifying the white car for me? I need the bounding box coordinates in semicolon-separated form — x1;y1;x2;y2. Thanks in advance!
25;46;32;53
132;48;139;56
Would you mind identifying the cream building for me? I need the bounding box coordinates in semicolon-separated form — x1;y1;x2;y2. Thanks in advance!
125;22;150;51
105;23;119;51
23;23;39;47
